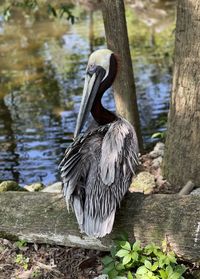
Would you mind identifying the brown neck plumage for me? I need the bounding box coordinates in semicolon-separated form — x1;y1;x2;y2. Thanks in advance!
91;54;118;125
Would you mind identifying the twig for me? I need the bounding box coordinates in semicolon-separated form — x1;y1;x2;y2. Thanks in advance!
178;180;195;195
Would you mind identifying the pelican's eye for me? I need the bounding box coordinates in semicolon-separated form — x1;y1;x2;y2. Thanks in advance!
87;64;97;76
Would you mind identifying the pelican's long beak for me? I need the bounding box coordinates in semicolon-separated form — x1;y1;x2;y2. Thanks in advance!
74;67;105;138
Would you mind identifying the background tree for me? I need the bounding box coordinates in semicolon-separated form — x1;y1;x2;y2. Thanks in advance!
163;0;200;189
101;0;143;151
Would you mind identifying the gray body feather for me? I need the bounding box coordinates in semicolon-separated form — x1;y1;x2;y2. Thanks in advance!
60;116;139;237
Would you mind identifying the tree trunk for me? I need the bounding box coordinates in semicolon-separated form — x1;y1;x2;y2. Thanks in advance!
163;0;200;189
101;0;143;151
0;192;200;262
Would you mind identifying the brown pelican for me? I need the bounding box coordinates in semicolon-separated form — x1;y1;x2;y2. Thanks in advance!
60;49;139;237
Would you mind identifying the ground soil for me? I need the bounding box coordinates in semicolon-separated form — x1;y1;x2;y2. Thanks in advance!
0;238;106;279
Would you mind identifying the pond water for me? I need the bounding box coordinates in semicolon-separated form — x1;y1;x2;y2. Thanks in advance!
0;1;175;185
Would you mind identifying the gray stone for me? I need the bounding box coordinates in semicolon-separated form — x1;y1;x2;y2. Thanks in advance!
154;142;165;151
190;188;200;196
152;156;163;169
41;182;62;193
0;180;26;192
149;142;165;159
129;171;156;194
94;275;109;279
24;183;45;192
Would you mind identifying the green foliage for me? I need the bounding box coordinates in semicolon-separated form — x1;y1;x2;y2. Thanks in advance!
102;239;187;279
151;131;166;140
1;0;75;23
47;3;75;23
3;7;11;21
15;239;27;249
151;115;167;140
15;253;30;270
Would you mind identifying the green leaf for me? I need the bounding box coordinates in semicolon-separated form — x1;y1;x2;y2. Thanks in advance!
23;263;28;270
174;264;187;275
131;251;139;261
102;256;113;266
140;255;148;263
116;249;130;258
151;132;165;139
159;269;167;279
115;262;125;271
169;272;182;279
3;8;11;21
108;268;119;279
111;246;118;258
144;243;160;255
48;4;57;17
127;271;134;279
158;254;167;268
151;262;159;271
147;270;154;277
122;254;132;265
136;265;148;275
102;261;115;274
167;252;177;264
166;265;173;275
121;241;131;251
132;240;141;252
144;260;152;270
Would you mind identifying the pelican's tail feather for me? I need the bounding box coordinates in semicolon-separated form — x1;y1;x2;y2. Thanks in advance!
73;196;84;232
82;211;115;238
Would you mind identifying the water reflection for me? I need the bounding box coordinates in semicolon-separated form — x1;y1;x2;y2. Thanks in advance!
0;1;175;185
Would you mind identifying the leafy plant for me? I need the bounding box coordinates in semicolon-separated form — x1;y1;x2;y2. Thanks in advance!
15;239;27;249
15;253;30;270
151;131;166;140
1;1;75;23
102;239;187;279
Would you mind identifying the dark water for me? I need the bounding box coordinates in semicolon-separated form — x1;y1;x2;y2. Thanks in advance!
0;1;175;185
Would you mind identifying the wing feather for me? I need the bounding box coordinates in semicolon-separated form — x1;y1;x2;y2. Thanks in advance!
100;117;139;186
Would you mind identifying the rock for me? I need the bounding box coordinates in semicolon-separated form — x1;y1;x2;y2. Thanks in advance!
152;156;163;169
41;182;62;193
24;183;45;192
129;171;156;194
155;174;166;188
94;275;109;279
149;142;165;159
0;180;26;192
154;142;165;151
190;188;200;196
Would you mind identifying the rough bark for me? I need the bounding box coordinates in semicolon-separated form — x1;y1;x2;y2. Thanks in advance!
163;0;200;189
0;192;200;262
101;0;143;151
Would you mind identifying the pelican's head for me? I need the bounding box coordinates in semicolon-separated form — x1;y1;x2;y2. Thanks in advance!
74;49;117;138
87;49;113;81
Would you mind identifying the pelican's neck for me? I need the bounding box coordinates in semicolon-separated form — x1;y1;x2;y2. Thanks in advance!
91;100;117;125
91;54;117;125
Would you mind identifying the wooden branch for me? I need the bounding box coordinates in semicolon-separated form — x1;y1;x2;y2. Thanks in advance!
178;180;195;195
0;192;200;262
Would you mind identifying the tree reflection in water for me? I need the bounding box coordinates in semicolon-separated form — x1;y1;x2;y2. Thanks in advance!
0;0;175;185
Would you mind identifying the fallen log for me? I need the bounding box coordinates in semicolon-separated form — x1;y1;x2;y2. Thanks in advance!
0;192;200;262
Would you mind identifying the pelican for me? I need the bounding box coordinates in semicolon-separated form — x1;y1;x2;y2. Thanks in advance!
60;49;139;237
